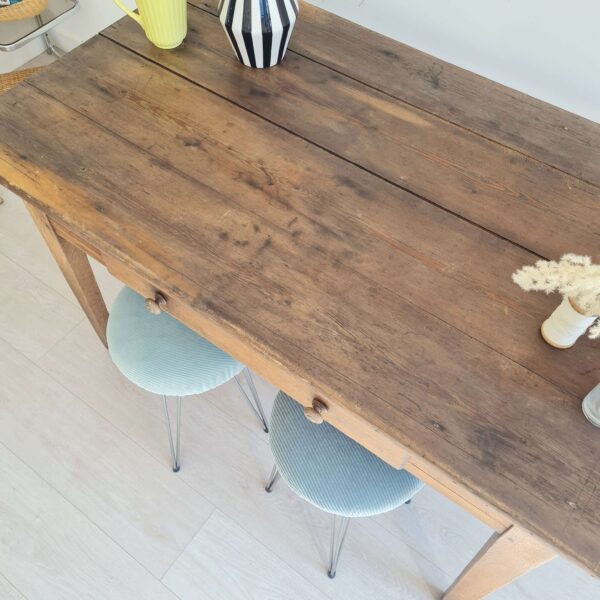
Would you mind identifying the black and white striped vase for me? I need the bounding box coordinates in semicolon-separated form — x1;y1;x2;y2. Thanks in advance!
218;0;299;68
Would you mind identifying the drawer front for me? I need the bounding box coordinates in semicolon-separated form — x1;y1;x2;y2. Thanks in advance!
104;255;409;468
105;252;509;531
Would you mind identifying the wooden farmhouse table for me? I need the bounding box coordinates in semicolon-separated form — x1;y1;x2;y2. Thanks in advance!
1;2;599;597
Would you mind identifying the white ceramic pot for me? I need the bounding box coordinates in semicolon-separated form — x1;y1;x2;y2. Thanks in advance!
582;383;600;428
540;296;597;349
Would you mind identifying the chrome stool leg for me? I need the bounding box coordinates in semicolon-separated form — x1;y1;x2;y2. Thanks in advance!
265;465;281;492
35;14;59;57
234;368;269;433
163;395;182;472
328;515;351;579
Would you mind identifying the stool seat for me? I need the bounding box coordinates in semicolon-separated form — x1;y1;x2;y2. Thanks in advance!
270;391;423;518
107;287;243;396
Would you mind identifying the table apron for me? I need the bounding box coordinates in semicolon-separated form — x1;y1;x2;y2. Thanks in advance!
52;216;515;534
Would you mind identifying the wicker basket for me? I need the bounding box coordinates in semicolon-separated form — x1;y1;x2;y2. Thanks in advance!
0;67;43;94
0;0;48;22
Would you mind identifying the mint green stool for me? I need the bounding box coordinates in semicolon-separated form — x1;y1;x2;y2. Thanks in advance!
107;287;268;471
265;391;423;578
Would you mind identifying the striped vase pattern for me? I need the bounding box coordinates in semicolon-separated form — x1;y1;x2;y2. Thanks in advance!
218;0;299;68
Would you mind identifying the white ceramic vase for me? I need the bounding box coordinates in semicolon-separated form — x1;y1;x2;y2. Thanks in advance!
540;296;597;349
582;383;600;428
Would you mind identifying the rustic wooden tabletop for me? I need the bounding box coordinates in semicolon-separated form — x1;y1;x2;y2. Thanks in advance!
0;0;599;592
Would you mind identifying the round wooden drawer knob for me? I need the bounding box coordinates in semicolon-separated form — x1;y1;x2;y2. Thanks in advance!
144;292;167;315
304;398;328;424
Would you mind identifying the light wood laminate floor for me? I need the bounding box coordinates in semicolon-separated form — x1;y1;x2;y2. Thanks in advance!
1;186;598;599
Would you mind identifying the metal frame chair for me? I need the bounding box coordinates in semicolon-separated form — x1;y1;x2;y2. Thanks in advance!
0;0;79;55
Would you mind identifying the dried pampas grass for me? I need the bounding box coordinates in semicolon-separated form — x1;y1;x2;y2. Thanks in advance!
513;254;600;339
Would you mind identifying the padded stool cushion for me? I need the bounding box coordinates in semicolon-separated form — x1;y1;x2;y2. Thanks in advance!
107;287;243;396
270;392;424;517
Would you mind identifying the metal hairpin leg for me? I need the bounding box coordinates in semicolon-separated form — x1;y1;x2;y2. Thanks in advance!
234;368;269;433
163;395;182;472
328;515;351;578
264;465;350;578
265;465;281;492
35;14;59;57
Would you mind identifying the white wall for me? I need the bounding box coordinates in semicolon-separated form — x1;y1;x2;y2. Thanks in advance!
309;0;600;123
47;0;135;52
2;0;598;122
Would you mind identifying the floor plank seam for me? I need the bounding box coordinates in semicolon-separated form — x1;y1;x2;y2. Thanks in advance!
170;508;337;600
0;440;175;590
33;316;86;366
0;570;28;600
371;516;475;582
0;242;84;311
204;393;273;444
201;393;475;584
158;506;219;582
31;347;220;509
0;334;46;371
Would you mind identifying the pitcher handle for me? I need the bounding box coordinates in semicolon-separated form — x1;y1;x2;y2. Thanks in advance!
112;0;142;24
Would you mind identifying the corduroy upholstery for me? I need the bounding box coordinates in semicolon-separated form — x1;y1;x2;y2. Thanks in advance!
107;287;243;396
270;391;424;517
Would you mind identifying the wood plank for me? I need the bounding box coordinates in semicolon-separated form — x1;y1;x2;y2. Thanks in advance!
0;336;216;577
58;225;510;534
0;185;82;303
0;443;178;599
26;203;109;347
0;574;25;600
404;459;510;534
38;324;453;599
104;251;410;472
0;251;82;362
191;0;600;188
103;7;600;272
1;80;598;574
23;37;600;401
162;510;328;599
442;525;556;600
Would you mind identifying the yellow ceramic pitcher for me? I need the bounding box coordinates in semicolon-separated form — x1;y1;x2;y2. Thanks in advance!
112;0;187;50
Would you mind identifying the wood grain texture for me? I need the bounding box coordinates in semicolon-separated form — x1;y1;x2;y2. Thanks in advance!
104;5;600;284
1;60;599;576
0;441;178;599
37;324;452;599
0;3;599;584
0;337;215;577
20;38;600;401
191;0;600;188
162;510;328;599
26;203;108;346
442;526;556;600
0;251;82;361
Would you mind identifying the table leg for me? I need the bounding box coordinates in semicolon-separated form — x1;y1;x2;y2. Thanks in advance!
26;203;109;347
442;525;557;600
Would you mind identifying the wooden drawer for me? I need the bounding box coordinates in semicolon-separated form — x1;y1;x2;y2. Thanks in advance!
57;225;508;532
104;254;409;469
